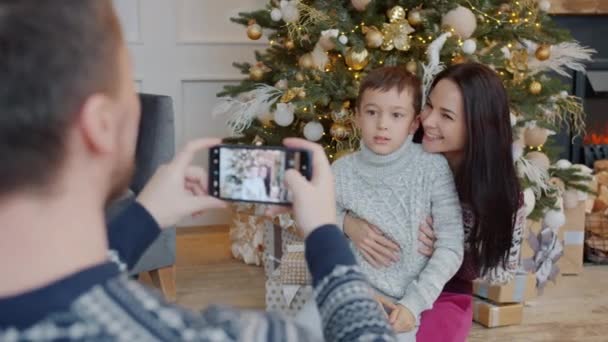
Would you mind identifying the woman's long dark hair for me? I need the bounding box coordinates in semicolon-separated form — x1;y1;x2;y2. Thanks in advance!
421;63;521;274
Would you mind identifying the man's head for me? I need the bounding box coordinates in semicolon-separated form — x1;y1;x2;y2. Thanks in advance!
356;66;421;155
0;0;140;202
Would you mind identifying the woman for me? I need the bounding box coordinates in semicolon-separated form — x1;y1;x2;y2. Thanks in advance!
343;63;525;341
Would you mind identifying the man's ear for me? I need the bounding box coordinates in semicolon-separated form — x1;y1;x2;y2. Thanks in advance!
77;94;117;155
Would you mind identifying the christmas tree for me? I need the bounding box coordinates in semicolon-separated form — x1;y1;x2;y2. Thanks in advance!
213;0;594;221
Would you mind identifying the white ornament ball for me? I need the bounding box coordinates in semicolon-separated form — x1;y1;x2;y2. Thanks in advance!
554;159;572;170
275;79;288;90
351;0;371;12
462;39;477;54
563;189;580;209
273;103;295;127
339;34;349;45
526;151;551;172
544;208;566;230
523;188;536;217
539;0;551;12
442;6;477;39
513;142;525;161
303;121;324;141
280;1;300;23
270;8;283;21
319;35;335;51
560;90;569;99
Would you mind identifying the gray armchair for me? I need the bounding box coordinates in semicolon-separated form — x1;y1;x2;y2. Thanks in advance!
106;93;176;300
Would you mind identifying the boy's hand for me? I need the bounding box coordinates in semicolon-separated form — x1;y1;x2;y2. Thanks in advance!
389;304;416;333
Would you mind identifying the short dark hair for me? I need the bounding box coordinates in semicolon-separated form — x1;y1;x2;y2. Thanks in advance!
357;66;422;114
0;0;123;196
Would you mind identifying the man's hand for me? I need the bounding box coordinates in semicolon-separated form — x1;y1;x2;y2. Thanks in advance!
266;138;336;238
136;138;227;228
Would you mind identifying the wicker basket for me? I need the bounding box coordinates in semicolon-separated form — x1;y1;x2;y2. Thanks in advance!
585;212;608;264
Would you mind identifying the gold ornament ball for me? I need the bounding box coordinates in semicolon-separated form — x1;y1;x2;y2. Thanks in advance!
535;44;551;61
405;60;418;74
524;126;549;147
529;81;542;95
330;123;351;140
246;23;263;40
295;72;305;82
387;6;406;22
365;29;384;49
299;53;314;69
526;151;551;171
408;9;423;26
285;39;295;50
344;47;370;71
249;66;265;81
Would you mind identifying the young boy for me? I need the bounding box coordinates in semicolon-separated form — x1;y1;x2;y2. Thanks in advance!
332;66;464;340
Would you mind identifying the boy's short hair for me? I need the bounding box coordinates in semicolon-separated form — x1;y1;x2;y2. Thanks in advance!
357;66;422;114
0;0;122;196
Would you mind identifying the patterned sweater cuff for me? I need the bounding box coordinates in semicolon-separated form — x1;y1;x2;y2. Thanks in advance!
305;225;357;287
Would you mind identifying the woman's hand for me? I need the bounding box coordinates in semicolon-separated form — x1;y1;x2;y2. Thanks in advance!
418;216;436;257
343;214;400;268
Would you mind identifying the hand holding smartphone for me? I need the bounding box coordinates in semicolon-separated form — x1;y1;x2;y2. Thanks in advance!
208;144;312;205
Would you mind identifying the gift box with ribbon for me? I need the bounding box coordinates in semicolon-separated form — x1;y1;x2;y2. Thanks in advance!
279;244;312;285
473;298;523;328
557;202;586;275
473;272;536;304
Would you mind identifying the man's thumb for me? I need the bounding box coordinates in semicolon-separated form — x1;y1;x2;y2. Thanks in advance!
187;196;227;213
284;169;308;193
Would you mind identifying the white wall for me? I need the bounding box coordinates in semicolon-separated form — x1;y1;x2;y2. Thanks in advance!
113;0;267;226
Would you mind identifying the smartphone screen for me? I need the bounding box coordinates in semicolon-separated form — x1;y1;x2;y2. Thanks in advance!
209;145;311;205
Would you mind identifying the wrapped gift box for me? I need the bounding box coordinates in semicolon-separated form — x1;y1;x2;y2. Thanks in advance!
266;275;313;317
473;272;536;304
521;219;542;262
279;244;312;285
473;298;523;328
557;202;586;275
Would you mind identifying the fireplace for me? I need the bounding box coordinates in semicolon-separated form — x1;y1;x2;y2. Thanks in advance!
570;59;608;167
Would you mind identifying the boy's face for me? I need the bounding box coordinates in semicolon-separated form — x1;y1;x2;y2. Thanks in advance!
356;87;419;155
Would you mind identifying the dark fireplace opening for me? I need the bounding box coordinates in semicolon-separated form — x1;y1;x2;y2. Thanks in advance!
570;60;608;167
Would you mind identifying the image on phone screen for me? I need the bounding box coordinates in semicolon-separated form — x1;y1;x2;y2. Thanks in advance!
211;146;305;204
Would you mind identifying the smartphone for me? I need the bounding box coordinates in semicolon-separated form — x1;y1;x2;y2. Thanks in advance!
208;144;312;205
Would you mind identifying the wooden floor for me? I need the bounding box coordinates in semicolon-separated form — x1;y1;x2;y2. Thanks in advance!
172;226;608;342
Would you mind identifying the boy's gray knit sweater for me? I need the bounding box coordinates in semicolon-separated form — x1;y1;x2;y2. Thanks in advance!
332;138;464;319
